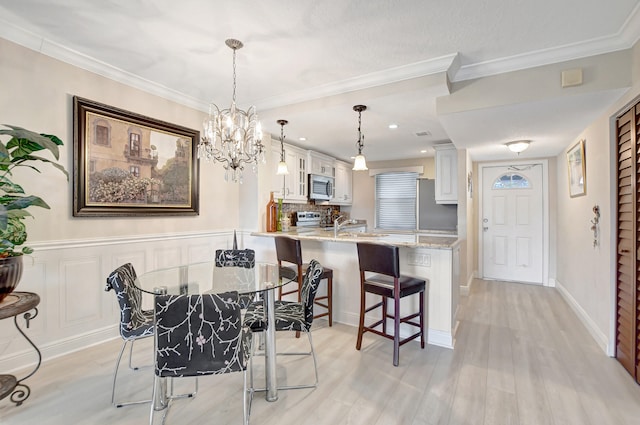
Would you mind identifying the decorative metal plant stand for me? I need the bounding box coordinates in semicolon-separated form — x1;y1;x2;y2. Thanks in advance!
0;292;41;406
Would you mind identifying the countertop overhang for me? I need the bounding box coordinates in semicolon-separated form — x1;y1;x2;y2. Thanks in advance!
252;228;460;250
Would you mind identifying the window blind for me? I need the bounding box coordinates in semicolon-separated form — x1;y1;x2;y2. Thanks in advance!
375;172;418;230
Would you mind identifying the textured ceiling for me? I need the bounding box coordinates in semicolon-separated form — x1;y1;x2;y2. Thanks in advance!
1;0;639;162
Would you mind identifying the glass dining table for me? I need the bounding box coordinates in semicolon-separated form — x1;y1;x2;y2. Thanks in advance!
134;261;296;403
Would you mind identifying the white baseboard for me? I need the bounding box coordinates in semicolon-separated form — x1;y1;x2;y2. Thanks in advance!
460;271;476;296
0;325;119;373
555;280;610;355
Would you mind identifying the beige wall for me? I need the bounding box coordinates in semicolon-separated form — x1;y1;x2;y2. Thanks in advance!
555;39;640;354
0;38;244;243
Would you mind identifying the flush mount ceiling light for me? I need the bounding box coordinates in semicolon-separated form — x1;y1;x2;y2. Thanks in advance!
276;119;289;175
505;140;530;154
198;39;265;183
352;105;368;171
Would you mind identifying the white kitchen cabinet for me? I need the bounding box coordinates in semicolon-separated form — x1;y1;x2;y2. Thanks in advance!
271;141;307;203
434;143;458;204
308;150;335;177
333;160;353;205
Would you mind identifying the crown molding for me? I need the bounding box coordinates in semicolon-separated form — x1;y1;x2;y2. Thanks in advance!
453;2;640;82
0;16;209;112
253;53;460;110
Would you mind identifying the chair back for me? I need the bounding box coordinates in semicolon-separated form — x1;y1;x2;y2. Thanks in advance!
154;292;250;377
215;249;255;268
300;260;324;325
105;263;153;340
356;242;400;278
275;236;303;267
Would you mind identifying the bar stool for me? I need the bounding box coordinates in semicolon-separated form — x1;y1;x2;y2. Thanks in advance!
356;242;426;366
275;236;333;326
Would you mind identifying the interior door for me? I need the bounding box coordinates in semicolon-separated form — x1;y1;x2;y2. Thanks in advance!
482;164;544;284
615;105;640;382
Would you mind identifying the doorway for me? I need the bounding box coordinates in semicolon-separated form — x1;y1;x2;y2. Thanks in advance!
479;161;548;285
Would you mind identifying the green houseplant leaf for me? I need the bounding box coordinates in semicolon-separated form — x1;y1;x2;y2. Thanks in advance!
0;125;68;257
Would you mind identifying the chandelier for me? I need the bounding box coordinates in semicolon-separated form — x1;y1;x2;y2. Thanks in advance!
198;39;265;183
352;105;368;171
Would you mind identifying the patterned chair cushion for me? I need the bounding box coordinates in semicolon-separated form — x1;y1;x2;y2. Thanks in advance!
243;260;324;333
215;249;256;308
105;263;154;340
154;291;251;378
215;249;255;268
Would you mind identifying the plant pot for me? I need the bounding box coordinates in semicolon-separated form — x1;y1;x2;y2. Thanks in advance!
0;255;23;303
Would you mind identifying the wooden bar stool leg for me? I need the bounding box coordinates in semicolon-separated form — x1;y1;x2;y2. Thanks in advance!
327;275;333;326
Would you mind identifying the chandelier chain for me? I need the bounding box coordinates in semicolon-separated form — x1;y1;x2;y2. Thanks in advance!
232;47;237;104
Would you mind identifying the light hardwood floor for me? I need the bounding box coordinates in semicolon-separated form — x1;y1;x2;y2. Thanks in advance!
2;279;640;424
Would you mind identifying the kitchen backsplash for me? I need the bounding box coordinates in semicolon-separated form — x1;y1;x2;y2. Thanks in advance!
282;203;343;226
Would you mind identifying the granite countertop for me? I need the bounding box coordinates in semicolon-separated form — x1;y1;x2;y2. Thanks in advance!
252;228;460;250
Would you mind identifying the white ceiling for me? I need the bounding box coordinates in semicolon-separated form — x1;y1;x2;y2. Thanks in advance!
1;0;639;162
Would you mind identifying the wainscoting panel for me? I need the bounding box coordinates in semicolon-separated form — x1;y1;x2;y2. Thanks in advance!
60;256;103;327
0;230;238;373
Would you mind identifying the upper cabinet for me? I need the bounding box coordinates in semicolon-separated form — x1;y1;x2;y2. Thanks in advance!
308;150;335;177
434;143;458;204
333;160;353;205
271;141;307;203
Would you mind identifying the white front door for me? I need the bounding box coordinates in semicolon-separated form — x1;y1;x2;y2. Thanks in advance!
482;164;544;284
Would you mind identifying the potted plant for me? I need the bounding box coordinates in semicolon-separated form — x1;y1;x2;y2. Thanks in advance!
0;125;68;301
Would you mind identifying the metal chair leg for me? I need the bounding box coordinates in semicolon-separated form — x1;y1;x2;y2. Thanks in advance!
112;340;152;408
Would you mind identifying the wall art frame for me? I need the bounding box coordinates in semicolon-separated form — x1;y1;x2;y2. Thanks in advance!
73;96;200;216
567;139;586;198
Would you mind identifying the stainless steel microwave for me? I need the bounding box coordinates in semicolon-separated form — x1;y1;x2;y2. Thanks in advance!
308;174;334;200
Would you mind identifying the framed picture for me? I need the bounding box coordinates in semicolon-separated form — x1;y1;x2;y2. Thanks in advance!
73;96;200;216
567;139;586;198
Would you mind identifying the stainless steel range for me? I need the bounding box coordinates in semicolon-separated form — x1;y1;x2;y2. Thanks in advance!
296;211;321;227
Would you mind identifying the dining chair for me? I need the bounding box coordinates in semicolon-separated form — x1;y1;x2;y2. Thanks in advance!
355;242;427;366
215;248;256;308
151;291;253;425
275;236;334;326
243;259;324;390
105;263;155;408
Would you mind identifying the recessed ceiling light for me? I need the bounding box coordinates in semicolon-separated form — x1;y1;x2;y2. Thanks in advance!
420;149;427;153
299;137;307;141
388;124;398;129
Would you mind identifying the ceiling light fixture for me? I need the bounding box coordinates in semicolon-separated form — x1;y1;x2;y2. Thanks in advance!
276;119;289;175
388;124;398;129
352;105;368;171
198;39;264;183
505;140;530;154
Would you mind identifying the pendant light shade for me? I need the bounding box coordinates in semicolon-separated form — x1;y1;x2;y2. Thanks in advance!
276;119;289;175
353;154;368;171
352;105;368;171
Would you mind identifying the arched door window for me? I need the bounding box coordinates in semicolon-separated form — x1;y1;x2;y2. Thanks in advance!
492;173;531;189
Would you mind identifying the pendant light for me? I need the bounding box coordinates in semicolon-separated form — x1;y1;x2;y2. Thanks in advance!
276;119;289;175
352;105;368;171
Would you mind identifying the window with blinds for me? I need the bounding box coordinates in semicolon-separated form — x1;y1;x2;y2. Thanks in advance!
375;172;418;230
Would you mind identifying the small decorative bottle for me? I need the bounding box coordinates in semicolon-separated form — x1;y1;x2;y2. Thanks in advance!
276;198;283;231
266;192;277;232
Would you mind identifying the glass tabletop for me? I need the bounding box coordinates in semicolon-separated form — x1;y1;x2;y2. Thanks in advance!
135;261;297;296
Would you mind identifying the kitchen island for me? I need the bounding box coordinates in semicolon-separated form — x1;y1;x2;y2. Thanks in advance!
250;229;461;349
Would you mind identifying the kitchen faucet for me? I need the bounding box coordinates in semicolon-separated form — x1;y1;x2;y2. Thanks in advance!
334;215;357;238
